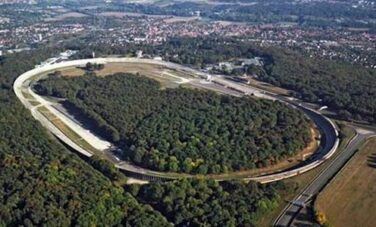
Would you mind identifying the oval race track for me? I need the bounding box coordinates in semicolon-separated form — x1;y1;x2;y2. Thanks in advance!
13;57;339;183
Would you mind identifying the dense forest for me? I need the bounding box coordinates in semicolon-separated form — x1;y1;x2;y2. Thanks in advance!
0;50;170;226
75;36;376;124
36;73;311;174
127;178;289;226
260;48;376;123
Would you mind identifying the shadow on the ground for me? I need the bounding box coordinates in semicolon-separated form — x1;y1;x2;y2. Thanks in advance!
291;204;318;227
367;153;376;168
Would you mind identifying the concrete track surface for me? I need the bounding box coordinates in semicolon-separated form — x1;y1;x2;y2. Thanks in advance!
14;57;339;183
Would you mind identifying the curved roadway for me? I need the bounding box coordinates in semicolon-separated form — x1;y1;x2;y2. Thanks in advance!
13;57;339;183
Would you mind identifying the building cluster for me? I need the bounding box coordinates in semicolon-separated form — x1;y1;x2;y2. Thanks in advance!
0;6;374;68
0;17;10;24
0;23;86;53
215;58;263;71
0;0;36;5
36;50;78;68
92;16;260;45
252;27;376;68
86;15;375;67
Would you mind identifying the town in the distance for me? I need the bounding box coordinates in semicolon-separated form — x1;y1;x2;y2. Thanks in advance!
0;0;375;227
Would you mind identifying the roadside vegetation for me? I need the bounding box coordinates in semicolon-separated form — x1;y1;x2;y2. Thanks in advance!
36;73;312;174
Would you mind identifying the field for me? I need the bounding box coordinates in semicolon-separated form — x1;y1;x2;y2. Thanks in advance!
99;11;198;23
247;77;290;96
99;12;165;18
59;62;194;88
315;137;376;227
163;16;200;23
44;12;88;22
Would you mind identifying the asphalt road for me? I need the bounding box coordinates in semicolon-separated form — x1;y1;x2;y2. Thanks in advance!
274;128;375;227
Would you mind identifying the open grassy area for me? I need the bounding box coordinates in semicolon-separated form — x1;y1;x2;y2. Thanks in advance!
257;123;355;227
44;12;88;22
28;101;41;106
315;137;376;227
247;77;291;96
59;62;193;89
21;90;36;100
98;11;199;23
